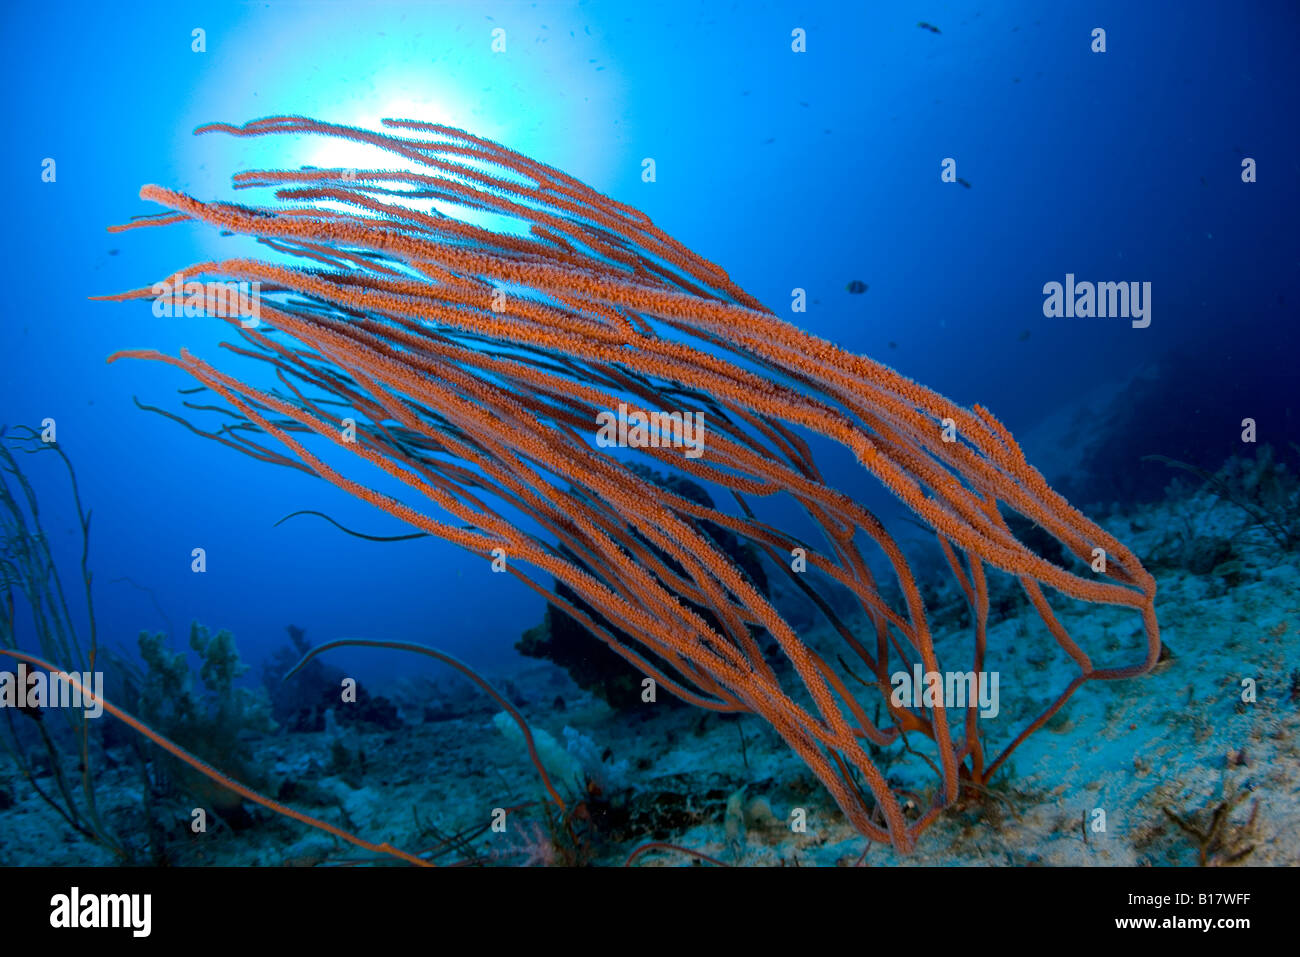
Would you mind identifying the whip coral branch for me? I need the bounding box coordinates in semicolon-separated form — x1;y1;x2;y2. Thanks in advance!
98;115;1160;854
0;649;429;866
284;638;569;812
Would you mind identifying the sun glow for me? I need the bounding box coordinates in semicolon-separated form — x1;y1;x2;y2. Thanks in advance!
302;95;465;174
178;3;620;264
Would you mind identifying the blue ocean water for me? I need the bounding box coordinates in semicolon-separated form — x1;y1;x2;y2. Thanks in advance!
2;0;1298;868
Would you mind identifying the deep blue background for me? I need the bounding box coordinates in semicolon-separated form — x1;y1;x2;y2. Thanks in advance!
3;1;1297;684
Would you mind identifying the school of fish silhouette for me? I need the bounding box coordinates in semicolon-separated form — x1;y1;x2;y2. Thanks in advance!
82;116;1160;858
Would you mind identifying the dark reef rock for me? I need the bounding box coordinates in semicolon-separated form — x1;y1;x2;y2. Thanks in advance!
262;625;402;732
1055;332;1296;508
517;465;770;711
1003;512;1068;568
326;681;403;731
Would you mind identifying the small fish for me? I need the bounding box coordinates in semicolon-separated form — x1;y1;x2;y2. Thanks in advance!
846;280;869;294
888;341;898;349
956;177;972;189
917;21;941;34
107;248;119;256
1017;329;1031;342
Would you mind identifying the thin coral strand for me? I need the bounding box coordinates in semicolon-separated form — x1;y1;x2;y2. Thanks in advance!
0;648;430;866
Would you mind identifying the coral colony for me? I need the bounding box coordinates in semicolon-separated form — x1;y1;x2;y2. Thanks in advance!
72;116;1160;857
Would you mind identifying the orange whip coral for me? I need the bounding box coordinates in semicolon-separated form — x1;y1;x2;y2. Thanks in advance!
98;116;1159;855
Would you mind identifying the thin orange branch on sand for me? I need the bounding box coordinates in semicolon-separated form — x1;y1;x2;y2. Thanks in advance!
98;116;1160;854
0;649;429;866
284;638;569;812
